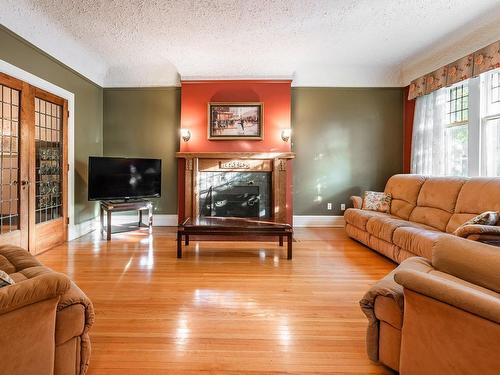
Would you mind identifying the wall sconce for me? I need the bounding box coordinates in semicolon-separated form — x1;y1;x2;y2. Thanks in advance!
281;128;291;142
180;128;191;142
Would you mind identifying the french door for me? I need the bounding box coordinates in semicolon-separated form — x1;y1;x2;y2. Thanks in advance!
0;72;67;254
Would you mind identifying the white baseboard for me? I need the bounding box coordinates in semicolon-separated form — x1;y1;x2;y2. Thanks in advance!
100;213;179;226
69;218;98;241
68;214;178;240
293;215;345;228
68;214;344;240
141;214;178;226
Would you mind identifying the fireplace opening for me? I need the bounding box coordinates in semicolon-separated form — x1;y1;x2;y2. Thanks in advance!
199;171;271;219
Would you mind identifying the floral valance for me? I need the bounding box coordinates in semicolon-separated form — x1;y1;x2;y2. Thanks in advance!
408;40;500;100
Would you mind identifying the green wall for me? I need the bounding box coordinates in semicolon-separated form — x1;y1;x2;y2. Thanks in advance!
292;87;403;215
103;88;180;214
0;26;103;224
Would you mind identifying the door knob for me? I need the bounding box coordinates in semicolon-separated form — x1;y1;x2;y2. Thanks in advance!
21;180;30;186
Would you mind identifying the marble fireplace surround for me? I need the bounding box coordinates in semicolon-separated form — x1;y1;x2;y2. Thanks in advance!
176;152;295;223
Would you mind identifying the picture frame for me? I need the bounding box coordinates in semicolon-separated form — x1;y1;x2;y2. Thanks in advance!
208;102;263;140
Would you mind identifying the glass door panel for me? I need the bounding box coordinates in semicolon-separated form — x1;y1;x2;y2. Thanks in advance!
35;98;63;224
0;84;20;234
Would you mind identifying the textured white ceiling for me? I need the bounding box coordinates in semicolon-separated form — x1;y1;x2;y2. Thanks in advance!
2;0;500;87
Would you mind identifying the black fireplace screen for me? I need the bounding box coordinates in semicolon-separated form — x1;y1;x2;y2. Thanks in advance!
199;171;271;218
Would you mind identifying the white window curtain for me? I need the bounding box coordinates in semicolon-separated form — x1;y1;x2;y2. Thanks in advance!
411;89;447;175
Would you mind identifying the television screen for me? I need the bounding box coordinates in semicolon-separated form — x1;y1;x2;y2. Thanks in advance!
88;157;161;201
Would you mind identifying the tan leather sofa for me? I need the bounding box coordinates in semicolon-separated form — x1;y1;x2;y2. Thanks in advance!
345;174;500;263
0;245;94;375
360;235;500;374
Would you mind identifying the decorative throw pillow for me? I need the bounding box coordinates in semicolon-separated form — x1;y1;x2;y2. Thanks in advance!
0;270;15;288
463;211;499;226
362;191;392;213
453;211;499;237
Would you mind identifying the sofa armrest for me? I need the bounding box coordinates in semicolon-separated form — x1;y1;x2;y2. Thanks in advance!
454;224;500;239
394;269;500;324
359;257;432;361
56;281;95;375
350;196;363;209
0;272;70;315
58;281;95;330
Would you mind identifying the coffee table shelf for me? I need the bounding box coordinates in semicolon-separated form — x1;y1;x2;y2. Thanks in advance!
177;217;293;259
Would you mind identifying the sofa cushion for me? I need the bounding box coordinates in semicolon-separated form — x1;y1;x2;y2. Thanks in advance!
368;236;400;261
0;245;41;274
344;208;390;231
409;176;465;231
345;223;370;246
446;213;479;234
393;226;446;260
366;216;434;243
8;266;53;283
384;174;427;220
447;177;500;232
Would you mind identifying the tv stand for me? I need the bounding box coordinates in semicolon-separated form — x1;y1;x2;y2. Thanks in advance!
100;199;153;241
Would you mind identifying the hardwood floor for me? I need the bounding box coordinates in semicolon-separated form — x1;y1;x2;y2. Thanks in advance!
38;226;396;374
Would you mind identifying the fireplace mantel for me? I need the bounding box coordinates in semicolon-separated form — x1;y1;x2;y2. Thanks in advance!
177;151;295;223
176;151;295;160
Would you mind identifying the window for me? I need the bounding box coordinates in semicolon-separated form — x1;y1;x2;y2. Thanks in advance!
411;67;500;177
482;70;500;176
444;83;469;176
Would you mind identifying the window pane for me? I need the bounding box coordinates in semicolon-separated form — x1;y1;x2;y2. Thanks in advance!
447;83;469;125
488;71;500;116
484;118;500;177
444;124;468;176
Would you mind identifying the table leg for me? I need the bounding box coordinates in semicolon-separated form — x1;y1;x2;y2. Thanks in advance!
138;210;143;227
279;235;283;246
148;207;153;234
177;231;182;259
100;205;104;237
106;210;112;241
185;235;189;246
287;234;292;260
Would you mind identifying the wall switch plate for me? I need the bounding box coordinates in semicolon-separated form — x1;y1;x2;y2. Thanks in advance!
327;203;332;210
341;203;346;211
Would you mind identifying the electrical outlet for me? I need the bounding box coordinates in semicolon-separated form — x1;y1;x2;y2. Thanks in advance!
327;203;332;210
341;203;346;211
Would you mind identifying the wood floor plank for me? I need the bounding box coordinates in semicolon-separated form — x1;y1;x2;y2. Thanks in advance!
38;227;395;374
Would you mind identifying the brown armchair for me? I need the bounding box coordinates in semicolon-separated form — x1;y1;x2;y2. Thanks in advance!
0;245;94;375
360;235;500;373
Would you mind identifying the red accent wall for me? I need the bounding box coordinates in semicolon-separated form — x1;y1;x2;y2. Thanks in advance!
179;80;292;152
403;86;416;173
178;80;293;223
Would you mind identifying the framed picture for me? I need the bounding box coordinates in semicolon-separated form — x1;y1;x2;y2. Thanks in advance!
208;102;263;140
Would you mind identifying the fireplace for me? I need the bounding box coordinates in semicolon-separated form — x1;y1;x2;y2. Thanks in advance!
176;152;295;223
199;171;271;218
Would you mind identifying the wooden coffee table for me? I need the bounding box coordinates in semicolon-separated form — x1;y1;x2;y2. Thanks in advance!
177;217;293;259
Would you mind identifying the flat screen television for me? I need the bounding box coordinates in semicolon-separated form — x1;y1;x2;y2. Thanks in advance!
88;157;161;201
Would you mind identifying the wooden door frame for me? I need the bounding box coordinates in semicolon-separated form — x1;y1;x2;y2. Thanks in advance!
30;87;68;254
0;72;68;253
0;73;30;249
